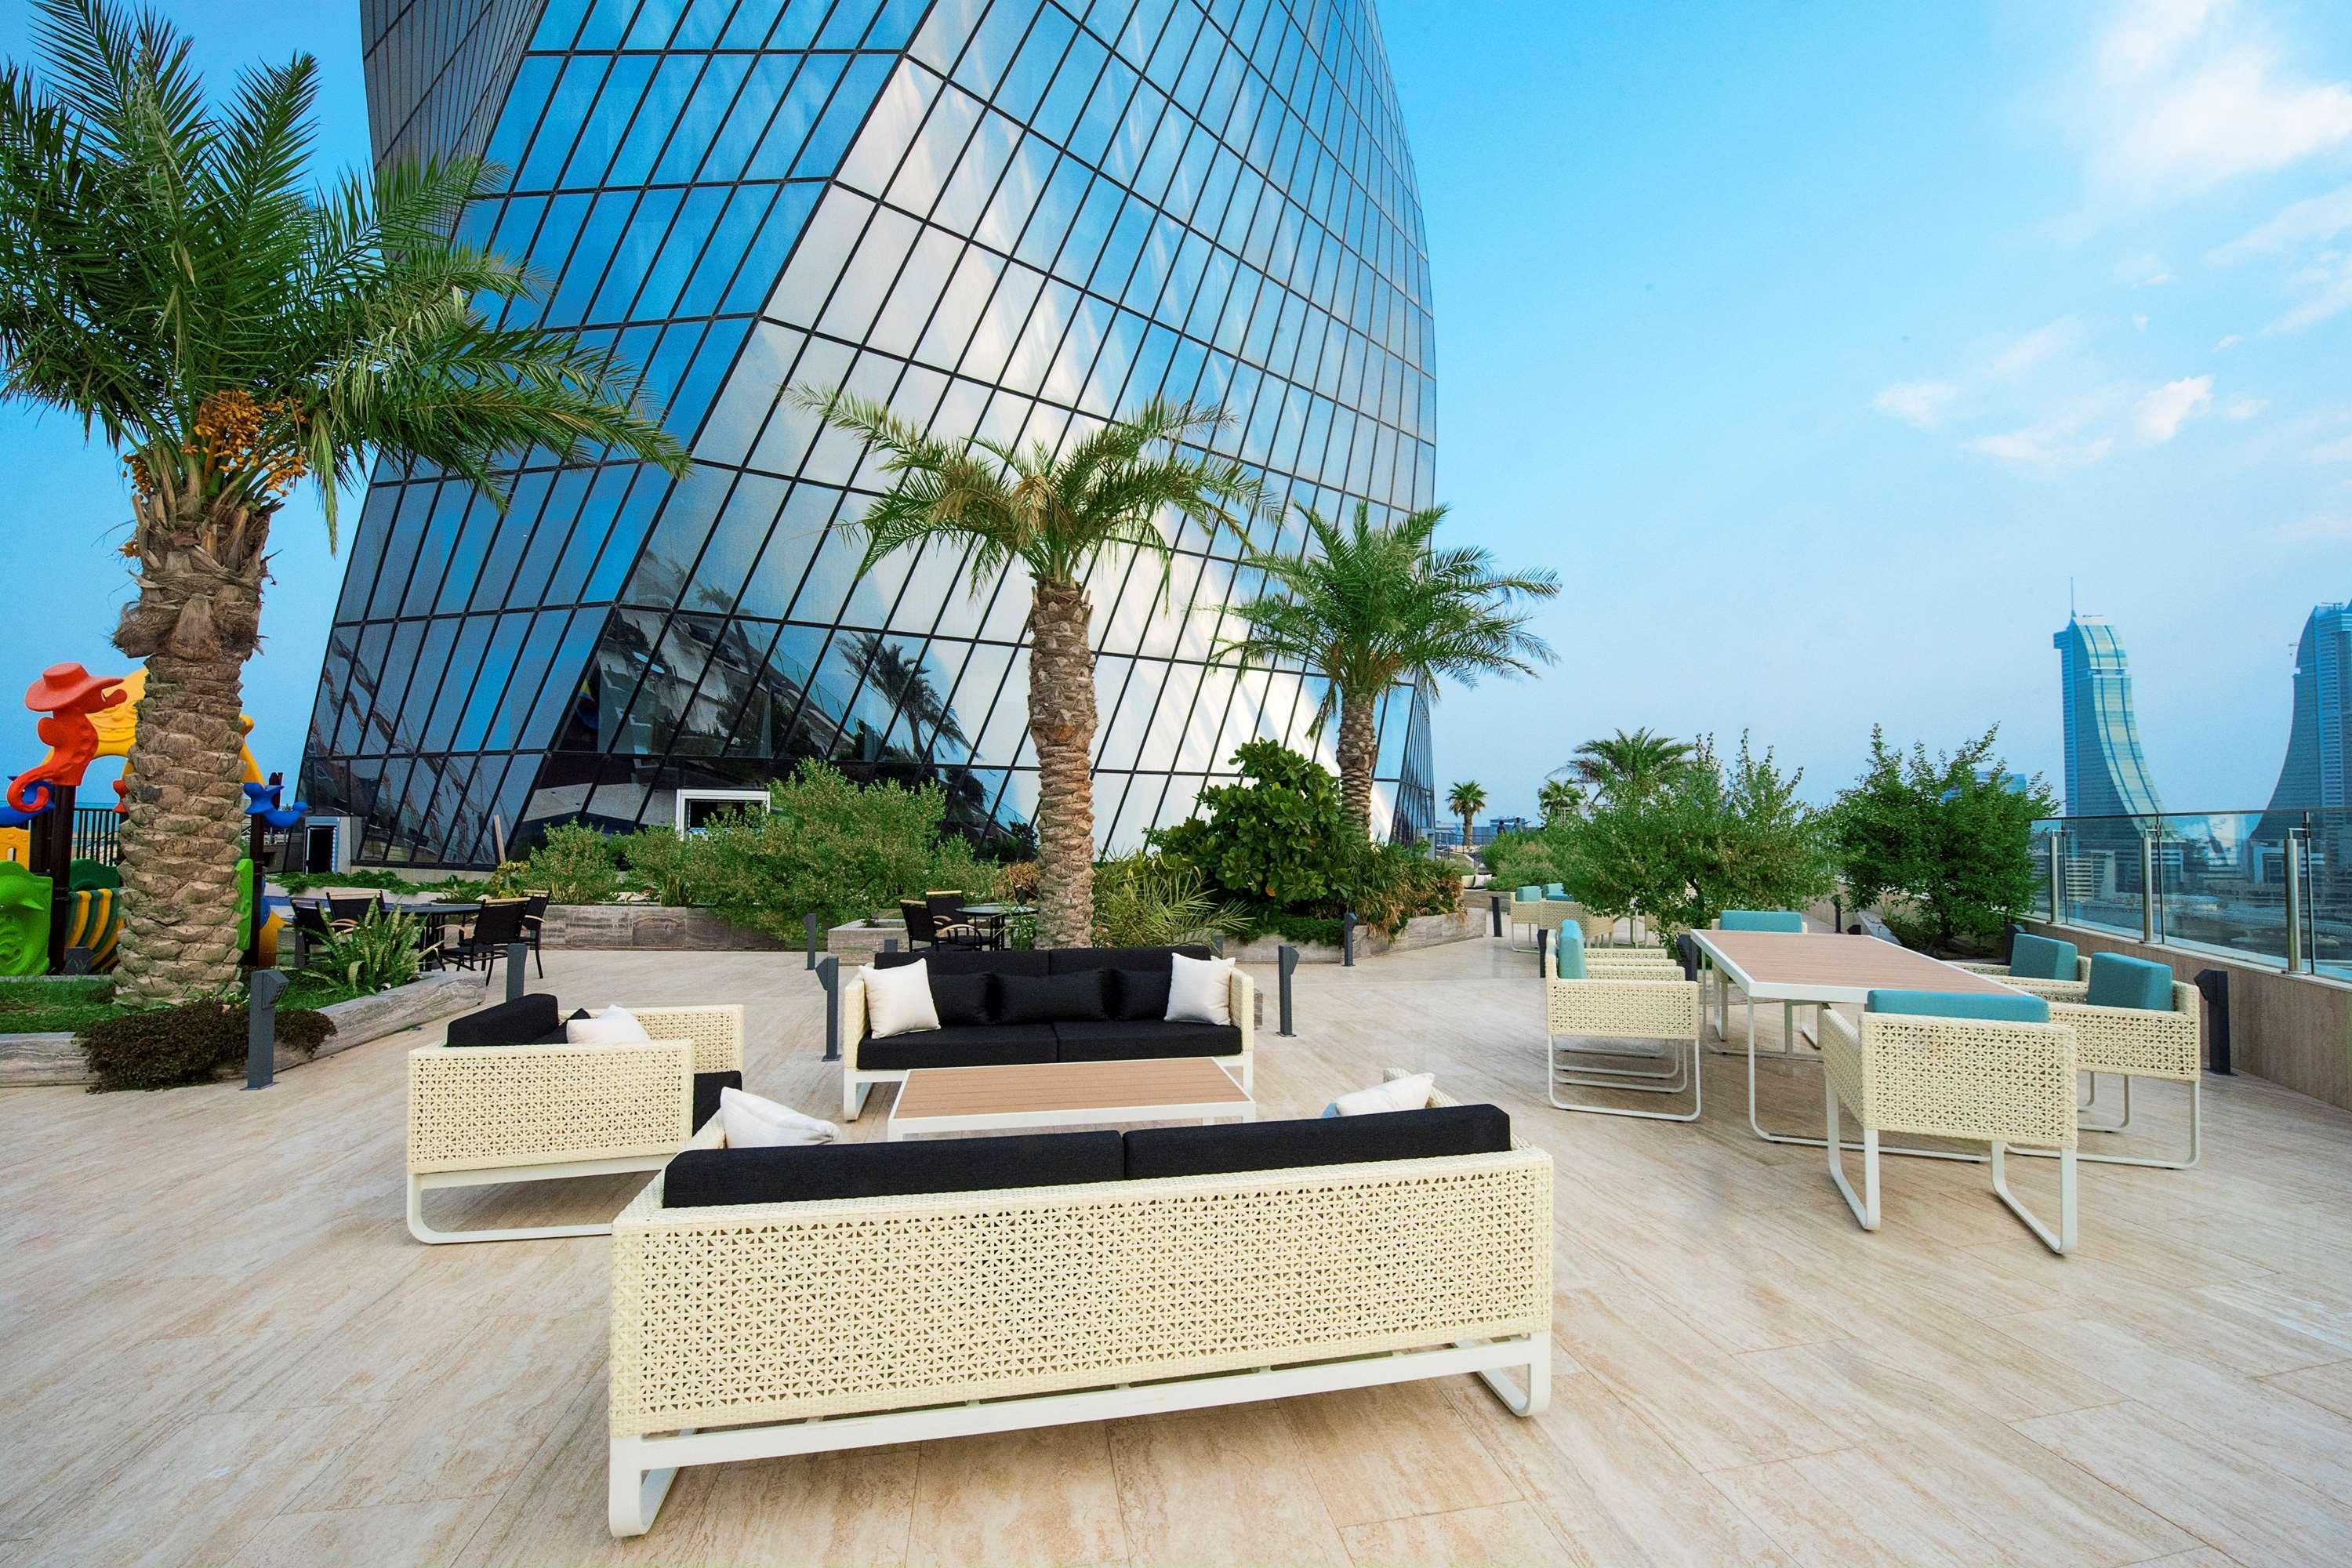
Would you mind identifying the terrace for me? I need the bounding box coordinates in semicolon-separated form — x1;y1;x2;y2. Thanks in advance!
6;934;2352;1567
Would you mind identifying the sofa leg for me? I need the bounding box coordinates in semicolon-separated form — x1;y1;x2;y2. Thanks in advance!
407;1173;616;1246
1472;1332;1552;1417
608;1437;676;1537
842;1077;870;1121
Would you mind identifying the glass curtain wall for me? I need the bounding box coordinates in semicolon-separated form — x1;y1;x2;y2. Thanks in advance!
307;0;1439;864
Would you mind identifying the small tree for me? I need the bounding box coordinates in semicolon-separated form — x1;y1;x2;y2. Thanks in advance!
1536;778;1583;824
1151;740;1359;908
1565;728;1695;806
1565;735;1832;938
1830;727;2056;953
1446;780;1487;845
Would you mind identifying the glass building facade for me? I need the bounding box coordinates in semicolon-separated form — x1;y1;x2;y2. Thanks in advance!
2054;612;2168;878
2260;602;2350;825
306;0;1438;866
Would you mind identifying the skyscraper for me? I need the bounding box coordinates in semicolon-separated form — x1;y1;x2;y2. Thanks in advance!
2053;612;2165;822
303;0;1437;866
2260;602;2350;822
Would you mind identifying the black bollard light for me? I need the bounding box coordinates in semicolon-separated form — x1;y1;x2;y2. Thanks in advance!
61;946;92;976
2193;969;2232;1076
882;937;898;954
1489;892;1504;938
506;942;528;1004
804;911;819;971
818;956;841;1062
245;968;289;1090
1341;912;1357;967
1277;944;1298;1036
1537;927;1548;977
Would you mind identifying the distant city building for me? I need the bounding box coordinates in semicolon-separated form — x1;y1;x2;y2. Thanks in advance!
2054;613;2165;822
2261;602;2350;820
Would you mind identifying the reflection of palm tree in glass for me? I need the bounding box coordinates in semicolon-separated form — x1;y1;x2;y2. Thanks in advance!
848;632;966;759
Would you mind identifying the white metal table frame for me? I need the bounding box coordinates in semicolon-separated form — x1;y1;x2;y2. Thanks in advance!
1688;930;2024;1168
884;1062;1256;1142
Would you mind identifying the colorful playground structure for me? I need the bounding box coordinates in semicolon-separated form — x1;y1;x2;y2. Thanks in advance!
0;662;303;976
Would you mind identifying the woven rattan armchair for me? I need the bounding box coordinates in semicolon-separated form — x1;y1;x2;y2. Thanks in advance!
1991;974;2202;1169
405;1004;746;1244
1544;940;1704;1122
1817;1004;2078;1253
605;1082;1552;1537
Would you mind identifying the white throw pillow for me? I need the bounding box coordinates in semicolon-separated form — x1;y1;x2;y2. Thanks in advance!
1330;1072;1435;1117
1164;952;1236;1025
568;1004;652;1045
719;1087;839;1149
861;960;941;1039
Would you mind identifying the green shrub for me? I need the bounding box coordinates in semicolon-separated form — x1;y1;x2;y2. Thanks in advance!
1828;727;2056;953
1483;829;1563;890
518;822;622;905
79;998;335;1091
1240;910;1345;947
615;824;702;906
304;908;424;995
694;763;1004;941
1091;853;1246;948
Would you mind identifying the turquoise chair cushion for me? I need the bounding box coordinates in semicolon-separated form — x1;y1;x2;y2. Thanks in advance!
1515;886;1541;902
2008;933;2078;981
1554;927;1587;980
1866;989;2052;1023
1544;890;1574;902
1722;909;1803;933
1544;883;1567;898
2085;952;2173;1011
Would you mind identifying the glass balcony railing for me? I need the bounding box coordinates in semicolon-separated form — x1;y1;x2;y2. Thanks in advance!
2032;809;2346;980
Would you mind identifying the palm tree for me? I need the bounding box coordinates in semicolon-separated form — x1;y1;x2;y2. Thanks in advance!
1446;780;1487;847
1537;778;1584;824
793;390;1265;947
1211;503;1557;836
1566;728;1695;806
0;2;687;1002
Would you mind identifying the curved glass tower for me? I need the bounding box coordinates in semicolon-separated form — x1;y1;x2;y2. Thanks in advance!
306;0;1438;865
2261;604;2350;818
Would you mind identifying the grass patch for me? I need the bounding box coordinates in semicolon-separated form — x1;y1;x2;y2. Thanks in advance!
0;971;377;1036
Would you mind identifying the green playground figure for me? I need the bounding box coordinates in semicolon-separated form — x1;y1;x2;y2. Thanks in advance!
0;862;53;977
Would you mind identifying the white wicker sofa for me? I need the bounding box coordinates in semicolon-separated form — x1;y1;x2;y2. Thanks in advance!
405;994;746;1244
607;1081;1552;1537
841;944;1254;1120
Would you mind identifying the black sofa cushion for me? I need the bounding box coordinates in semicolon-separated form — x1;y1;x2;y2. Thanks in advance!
445;993;561;1047
1109;968;1172;1022
1049;944;1212;975
1053;1019;1243;1062
928;971;992;1028
664;1131;1123;1207
876;946;1050;980
997;969;1111;1025
858;1024;1059;1071
1123;1104;1512;1181
692;1070;741;1129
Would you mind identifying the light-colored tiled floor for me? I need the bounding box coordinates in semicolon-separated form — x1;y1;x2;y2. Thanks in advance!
5;936;2352;1566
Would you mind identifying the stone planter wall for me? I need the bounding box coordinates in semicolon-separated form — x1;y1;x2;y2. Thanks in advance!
1226;906;1484;965
826;921;908;967
539;904;787;951
0;968;486;1090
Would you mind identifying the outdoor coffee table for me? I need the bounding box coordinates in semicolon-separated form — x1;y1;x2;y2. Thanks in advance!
885;1057;1254;1142
1688;929;2027;1164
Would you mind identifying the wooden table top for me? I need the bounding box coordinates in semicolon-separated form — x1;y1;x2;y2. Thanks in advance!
1690;930;2017;1000
893;1056;1251;1120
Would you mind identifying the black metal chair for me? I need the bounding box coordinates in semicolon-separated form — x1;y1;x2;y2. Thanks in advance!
924;892;996;951
452;898;530;979
519;892;548;978
325;891;382;931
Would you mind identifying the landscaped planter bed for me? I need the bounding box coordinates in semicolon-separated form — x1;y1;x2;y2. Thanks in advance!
538;905;787;952
0;967;486;1089
1227;906;1485;964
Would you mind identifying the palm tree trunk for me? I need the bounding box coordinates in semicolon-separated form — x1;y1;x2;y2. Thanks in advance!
1336;691;1377;837
110;485;271;1004
1028;579;1097;949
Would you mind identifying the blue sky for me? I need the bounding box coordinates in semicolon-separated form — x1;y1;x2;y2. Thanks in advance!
4;0;2350;819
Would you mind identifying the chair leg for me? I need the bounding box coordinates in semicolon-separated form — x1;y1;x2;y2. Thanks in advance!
1824;1075;1881;1231
2015;1074;2198;1170
1472;1331;1552;1417
532;938;544;978
1548;1034;1700;1121
1990;1142;2077;1254
608;1435;678;1537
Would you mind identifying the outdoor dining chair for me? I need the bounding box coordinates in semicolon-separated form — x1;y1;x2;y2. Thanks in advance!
1544;928;1704;1122
452;898;530;978
519;892;548;978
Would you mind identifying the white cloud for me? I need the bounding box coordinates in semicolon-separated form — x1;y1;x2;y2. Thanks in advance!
2117;252;2177;285
2271;512;2352;542
2225;395;2268;419
2085;1;2352;198
1872;380;1963;430
2133;376;2213;441
2214;332;2244;350
1988;318;2084;379
2211;180;2352;261
2267;252;2352;333
2132;313;2151;331
1965;390;2129;473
